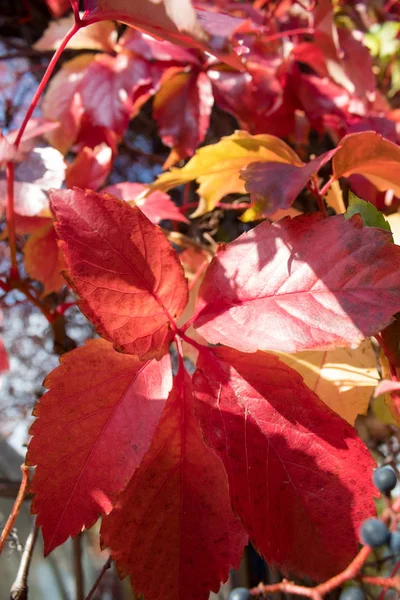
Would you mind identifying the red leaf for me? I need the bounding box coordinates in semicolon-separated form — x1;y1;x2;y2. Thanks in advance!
24;222;66;295
66;144;113;191
101;364;247;600
193;346;377;580
103;182;189;224
50;188;188;359
154;69;213;166
83;0;244;69
194;213;400;353
119;29;199;65
27;339;172;554
240;152;334;219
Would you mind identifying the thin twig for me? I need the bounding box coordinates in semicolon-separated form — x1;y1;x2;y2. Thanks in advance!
9;522;39;600
73;535;85;600
85;556;112;600
0;465;30;555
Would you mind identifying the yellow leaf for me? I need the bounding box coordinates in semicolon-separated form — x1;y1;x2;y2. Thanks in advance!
275;340;380;424
151;131;303;216
325;179;346;214
387;212;400;245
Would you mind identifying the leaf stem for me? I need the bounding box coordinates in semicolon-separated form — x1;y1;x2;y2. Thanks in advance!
85;556;112;600
0;464;30;555
319;176;336;199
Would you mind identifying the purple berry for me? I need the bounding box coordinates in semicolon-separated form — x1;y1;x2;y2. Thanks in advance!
360;518;390;547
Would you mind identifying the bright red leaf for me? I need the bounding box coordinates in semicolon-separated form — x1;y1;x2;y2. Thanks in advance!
101;364;247;600
193;346;377;580
27;339;172;554
50;188;188;359
194;213;400;353
154;69;213;167
103;182;189;224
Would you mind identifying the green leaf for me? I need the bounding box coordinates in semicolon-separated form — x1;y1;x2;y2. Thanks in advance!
345;192;393;240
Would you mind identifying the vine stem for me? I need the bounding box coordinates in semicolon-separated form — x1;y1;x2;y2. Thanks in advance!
85;556;112;600
251;545;372;599
6;162;18;279
14;21;81;148
377;558;400;600
0;464;30;555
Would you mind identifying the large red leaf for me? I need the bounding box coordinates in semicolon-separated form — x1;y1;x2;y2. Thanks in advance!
194;213;400;353
154;69;213;166
27;339;172;554
101;364;247;600
51;188;188;359
193;347;376;580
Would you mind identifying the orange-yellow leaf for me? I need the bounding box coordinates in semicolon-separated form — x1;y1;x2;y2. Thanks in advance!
274;341;380;425
152;131;302;216
332;132;400;197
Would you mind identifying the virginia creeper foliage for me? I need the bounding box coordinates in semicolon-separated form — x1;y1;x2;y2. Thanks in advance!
2;0;400;599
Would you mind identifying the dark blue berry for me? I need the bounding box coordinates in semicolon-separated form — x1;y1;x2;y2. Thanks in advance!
339;587;365;600
390;531;400;554
360;518;390;547
228;588;252;600
373;466;398;494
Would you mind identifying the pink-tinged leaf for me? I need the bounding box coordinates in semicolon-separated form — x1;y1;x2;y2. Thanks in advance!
103;182;189;224
101;365;247;600
119;29;199;65
154;70;213;167
51;188;188;358
194;213;400;353
35;15;117;52
24;223;66;295
6;118;60;152
0;146;65;218
27;339;172;554
43;52;151;153
208;60;285;135
193;346;377;580
83;1;244;69
45;0;70;17
0;133;20;166
374;379;400;397
240;151;334;220
66;144;113;191
43;54;94;153
333;131;400;197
